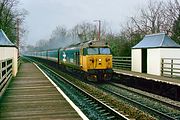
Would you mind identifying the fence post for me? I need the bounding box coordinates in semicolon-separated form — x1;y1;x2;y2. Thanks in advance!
161;59;164;76
171;59;173;77
0;62;1;79
5;60;7;79
113;56;131;70
0;58;13;96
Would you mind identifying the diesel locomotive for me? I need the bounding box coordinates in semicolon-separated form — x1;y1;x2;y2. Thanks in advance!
30;40;113;81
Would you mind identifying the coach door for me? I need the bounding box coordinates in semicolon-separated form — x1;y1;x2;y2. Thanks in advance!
142;49;147;73
75;52;80;65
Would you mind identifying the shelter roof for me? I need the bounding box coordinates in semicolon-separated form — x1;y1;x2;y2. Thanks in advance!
132;33;180;49
0;29;16;47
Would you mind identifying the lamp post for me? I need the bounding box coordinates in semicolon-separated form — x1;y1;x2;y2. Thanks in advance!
93;20;101;40
16;18;20;48
16;18;20;56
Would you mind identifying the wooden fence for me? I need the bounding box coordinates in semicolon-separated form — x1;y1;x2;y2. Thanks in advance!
161;58;180;78
113;56;131;70
0;58;13;96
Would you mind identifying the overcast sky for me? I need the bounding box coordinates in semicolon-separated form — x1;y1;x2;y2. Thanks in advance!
20;0;152;45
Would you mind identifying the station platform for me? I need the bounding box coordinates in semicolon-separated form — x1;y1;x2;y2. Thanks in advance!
113;68;180;101
0;60;83;120
114;69;180;86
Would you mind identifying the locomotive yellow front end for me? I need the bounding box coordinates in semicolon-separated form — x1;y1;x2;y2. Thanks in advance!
80;40;113;81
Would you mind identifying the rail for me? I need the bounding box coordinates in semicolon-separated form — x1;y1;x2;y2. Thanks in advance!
113;56;131;70
98;83;179;120
0;58;13;96
161;58;180;78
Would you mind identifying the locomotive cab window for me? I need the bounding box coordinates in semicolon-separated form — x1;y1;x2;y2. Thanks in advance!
99;48;111;54
87;48;99;55
85;47;111;55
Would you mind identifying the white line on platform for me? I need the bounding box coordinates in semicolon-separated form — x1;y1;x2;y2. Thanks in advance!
34;63;89;120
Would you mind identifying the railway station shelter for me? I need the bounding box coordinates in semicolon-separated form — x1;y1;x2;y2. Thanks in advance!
131;33;180;76
0;29;18;76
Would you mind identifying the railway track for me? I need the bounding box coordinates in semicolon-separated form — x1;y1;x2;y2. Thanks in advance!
96;82;180;120
110;83;180;110
26;57;128;120
26;56;180;119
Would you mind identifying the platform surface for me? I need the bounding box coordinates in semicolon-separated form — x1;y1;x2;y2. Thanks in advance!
114;69;180;86
0;61;82;120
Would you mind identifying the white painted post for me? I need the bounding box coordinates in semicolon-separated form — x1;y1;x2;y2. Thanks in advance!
0;61;2;79
171;59;173;77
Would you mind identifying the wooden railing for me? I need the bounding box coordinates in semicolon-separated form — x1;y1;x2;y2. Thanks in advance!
0;58;13;96
18;56;21;68
161;58;180;78
113;56;131;70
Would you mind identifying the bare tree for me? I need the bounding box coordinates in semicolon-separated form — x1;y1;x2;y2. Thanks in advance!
34;39;49;51
48;26;68;48
130;0;165;34
71;22;96;42
0;0;27;43
124;0;180;36
163;0;180;34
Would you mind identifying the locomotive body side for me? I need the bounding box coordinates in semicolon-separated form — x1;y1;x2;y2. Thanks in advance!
59;47;80;69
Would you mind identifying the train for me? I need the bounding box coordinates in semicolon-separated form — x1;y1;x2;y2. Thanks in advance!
29;40;113;82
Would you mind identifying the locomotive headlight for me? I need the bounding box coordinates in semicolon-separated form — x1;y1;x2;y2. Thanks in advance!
99;59;102;62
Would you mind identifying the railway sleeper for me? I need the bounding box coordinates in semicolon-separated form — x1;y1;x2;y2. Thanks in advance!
102;112;110;116
174;116;180;119
89;101;95;104
93;104;98;107
83;98;89;100
99;109;106;113
106;116;115;119
86;99;92;102
95;106;102;110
